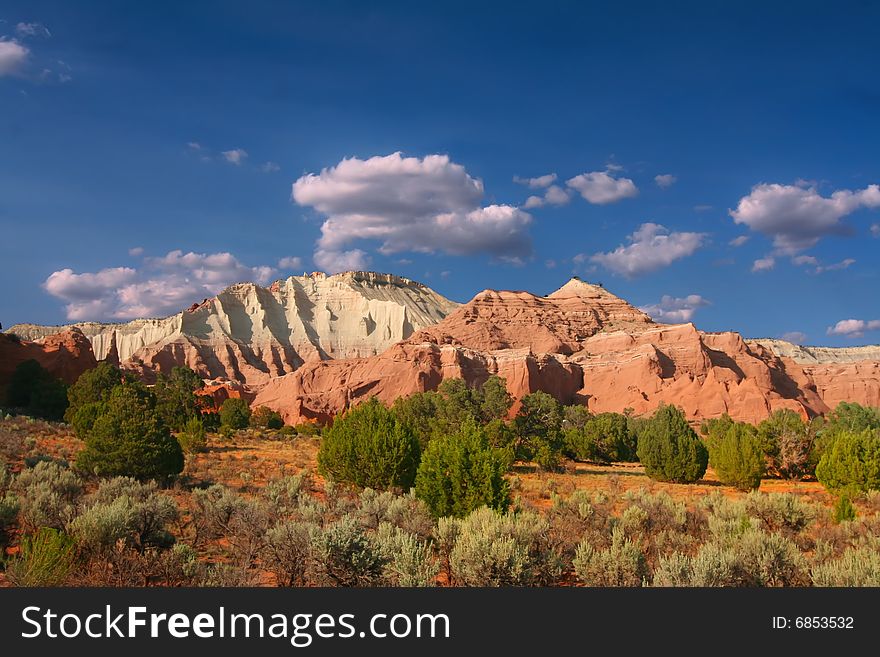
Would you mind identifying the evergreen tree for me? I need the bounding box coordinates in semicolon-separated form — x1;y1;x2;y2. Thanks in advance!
637;404;708;484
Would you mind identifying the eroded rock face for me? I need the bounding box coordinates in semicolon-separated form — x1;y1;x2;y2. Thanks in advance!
8;271;459;386
253;279;879;425
0;328;98;397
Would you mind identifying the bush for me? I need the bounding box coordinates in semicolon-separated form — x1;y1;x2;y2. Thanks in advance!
68;477;178;552
833;495;856;524
811;547;880;586
310;515;386;586
153;367;205;432
415;420;510;518
264;520;316;586
743;492;815;535
264;472;313;513
574;528;648;586
816;429;880;494
637;405;708;484
5;527;75;586
565;412;634;463
219;398;251;430
12;460;83;530
5;360;68;421
65;362;133;436
251;405;284;430
178;416;208;454
0;492;19;546
447;507;558;586
512;391;565;471
76;383;184;480
708;422;766;491
355;488;434;539
375;523;438;586
652;530;807;587
318;398;420;491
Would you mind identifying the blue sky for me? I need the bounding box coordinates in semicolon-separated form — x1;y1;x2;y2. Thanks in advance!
1;1;879;345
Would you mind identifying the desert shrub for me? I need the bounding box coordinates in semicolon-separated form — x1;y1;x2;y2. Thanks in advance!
76;383;184;480
512;391;565;471
12;460;83;530
5;359;68;421
375;523;438;586
355;488;434;539
219;397;251;430
833;495;857;524
816;429;880;494
318;398;420;491
310;515;386;586
264;520;316;586
196;563;258;587
192;484;249;539
153;367;205;432
743;492;815;535
811;546;880;586
653;530;807;587
566;412;635;463
574;528;648;586
415;420;510;518
264;471;313;513
0;455;10;491
0;492;19;546
547;490;614;558
65;362;134;436
5;527;75;586
447;507;558;586
178;416;207;454
69;477;178;552
637;405;708;484
562;404;592;431
251;405;284;430
708;422;766;491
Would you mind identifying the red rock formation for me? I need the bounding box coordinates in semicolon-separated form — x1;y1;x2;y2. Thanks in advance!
253;278;874;426
0;328;98;397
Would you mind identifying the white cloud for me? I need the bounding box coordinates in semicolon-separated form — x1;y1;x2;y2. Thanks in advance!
588;223;706;277
44;250;278;320
0;39;29;76
522;184;571;209
791;255;818;267
791;255;855;274
654;174;677;189
261;161;280;173
752;256;776;272
827;319;880;338
292;152;533;273
128;246;144;257
222;148;248;165
780;331;808;345
566;169;638;205
871;223;880;237
277;256;303;270
186;142;202;151
15;22;50;38
729;235;750;247
730;182;880;253
639;294;709;323
513;173;557;188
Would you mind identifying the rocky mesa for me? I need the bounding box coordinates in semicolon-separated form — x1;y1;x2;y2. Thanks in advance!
6;272;880;425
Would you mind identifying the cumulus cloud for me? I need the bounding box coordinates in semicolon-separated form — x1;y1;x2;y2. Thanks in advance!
566;169;639;205
0;38;29;76
514;173;557;188
752;256;776;272
277;256;303;270
44;250;278;320
523;184;571;209
654;174;677;189
222;148;248;165
588;223;706;277
639;294;710;323
292;152;533;273
729;235;750;247
781;331;808;344
730;182;880;253
827;319;880;338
